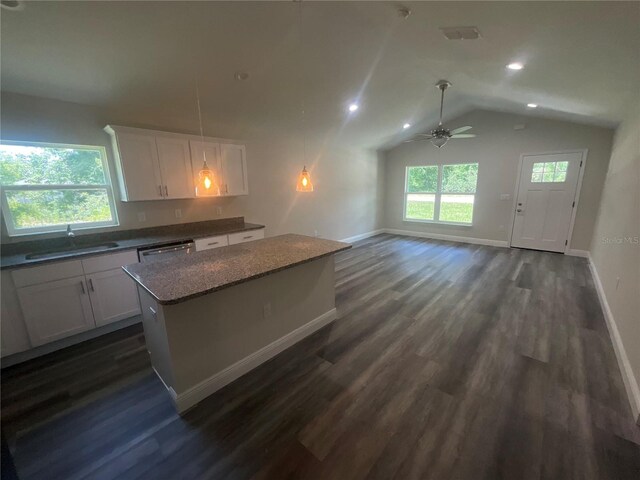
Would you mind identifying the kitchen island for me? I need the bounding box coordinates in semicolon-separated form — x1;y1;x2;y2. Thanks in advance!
123;234;351;413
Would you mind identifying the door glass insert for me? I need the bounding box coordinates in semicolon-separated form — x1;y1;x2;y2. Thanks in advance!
531;161;568;183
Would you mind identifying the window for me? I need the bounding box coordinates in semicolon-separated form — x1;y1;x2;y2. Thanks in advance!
531;161;567;183
404;163;478;225
0;142;119;235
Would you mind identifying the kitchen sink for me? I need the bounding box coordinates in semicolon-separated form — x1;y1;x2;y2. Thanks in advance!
25;242;120;260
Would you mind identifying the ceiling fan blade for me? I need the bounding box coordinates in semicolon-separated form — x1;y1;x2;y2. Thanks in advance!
449;125;473;135
450;134;476;138
405;138;430;143
415;133;433;137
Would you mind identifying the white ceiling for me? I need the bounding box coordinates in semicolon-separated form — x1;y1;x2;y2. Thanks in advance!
1;1;639;149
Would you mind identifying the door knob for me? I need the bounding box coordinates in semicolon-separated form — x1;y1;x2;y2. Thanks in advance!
516;208;523;212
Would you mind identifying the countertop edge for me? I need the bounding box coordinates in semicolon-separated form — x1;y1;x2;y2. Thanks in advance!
123;243;352;306
1;224;265;270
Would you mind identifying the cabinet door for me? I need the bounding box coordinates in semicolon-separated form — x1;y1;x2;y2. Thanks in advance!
17;276;95;347
115;132;164;201
87;269;141;326
156;137;195;199
220;144;248;196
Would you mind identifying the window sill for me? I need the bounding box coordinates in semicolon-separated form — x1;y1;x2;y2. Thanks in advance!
7;222;120;238
403;218;473;227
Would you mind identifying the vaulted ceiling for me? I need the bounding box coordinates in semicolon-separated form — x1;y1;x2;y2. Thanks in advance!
2;1;639;149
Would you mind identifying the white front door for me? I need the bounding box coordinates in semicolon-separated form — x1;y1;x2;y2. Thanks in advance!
511;151;584;253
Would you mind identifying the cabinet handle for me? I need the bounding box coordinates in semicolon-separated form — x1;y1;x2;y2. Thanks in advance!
207;242;219;246
243;235;253;240
164;185;169;197
158;185;163;197
88;278;95;292
80;281;86;294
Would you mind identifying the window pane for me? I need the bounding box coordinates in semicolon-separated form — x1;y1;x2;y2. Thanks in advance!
543;162;556;174
556;161;568;172
406;194;435;220
406;166;438;193
553;171;567;182
439;195;474;223
442;163;478;193
531;173;543;182
5;189;113;230
542;171;555;182
0;144;107;186
532;162;544;173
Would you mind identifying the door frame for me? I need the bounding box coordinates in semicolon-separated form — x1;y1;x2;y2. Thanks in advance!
508;148;588;254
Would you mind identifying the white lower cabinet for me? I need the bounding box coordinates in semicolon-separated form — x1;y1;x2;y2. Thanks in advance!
17;276;95;347
9;250;141;351
87;268;141;326
228;229;265;245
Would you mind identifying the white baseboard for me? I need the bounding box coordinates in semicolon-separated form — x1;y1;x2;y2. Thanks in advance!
588;255;640;423
383;228;509;248
172;308;337;413
339;229;385;243
566;249;590;257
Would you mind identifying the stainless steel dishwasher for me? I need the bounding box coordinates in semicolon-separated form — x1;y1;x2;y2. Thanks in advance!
137;240;195;263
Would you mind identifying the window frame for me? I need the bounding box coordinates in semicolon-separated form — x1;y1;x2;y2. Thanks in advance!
403;162;478;226
0;140;120;236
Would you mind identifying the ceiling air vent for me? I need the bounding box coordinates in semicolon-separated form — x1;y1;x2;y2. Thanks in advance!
440;26;481;40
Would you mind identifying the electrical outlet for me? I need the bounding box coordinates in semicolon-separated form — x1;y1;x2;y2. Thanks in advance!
175;209;182;219
137;212;146;222
216;206;223;215
263;303;272;319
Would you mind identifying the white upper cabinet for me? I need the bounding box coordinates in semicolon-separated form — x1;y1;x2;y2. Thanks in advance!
105;125;248;201
156;136;194;199
220;143;248;196
109;130;163;201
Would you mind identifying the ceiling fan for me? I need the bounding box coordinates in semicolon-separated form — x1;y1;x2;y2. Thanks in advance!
406;80;476;148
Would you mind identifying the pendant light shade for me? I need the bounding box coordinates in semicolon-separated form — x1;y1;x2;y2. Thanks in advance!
296;166;313;192
196;161;220;197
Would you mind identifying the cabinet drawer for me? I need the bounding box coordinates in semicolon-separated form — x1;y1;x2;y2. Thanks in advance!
195;235;229;252
82;250;139;274
12;260;84;288
228;229;265;245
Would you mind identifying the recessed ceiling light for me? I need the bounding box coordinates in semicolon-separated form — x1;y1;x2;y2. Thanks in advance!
348;103;359;112
507;62;524;70
403;123;411;129
527;103;538;108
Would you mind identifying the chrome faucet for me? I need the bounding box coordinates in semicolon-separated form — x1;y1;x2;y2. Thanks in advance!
66;224;75;238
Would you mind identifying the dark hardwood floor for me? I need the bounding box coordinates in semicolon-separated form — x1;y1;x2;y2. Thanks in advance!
2;234;639;479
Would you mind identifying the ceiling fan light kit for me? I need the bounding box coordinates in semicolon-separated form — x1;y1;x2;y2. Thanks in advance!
406;79;477;149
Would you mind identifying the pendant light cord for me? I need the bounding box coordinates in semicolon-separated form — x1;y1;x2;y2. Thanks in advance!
298;0;307;166
195;78;208;168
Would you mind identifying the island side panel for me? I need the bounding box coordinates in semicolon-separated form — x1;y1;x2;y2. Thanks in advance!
138;288;177;395
161;256;336;411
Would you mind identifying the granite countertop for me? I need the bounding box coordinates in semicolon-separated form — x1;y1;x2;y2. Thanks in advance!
0;217;264;270
123;234;352;305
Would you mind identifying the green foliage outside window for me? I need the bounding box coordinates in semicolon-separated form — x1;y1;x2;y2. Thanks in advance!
0;144;116;231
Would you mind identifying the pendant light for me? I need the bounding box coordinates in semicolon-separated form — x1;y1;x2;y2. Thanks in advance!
194;80;220;197
296;165;313;192
295;0;313;192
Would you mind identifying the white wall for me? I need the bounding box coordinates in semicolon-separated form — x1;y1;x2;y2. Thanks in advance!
589;101;640;421
0;92;384;243
383;109;614;250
